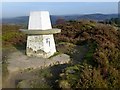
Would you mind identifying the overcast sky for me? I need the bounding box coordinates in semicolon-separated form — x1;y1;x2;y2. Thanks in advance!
2;2;118;18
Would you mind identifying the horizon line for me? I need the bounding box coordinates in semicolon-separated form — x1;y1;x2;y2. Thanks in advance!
2;13;119;19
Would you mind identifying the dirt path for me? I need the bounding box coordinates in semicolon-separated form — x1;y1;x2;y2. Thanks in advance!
2;43;88;88
6;50;70;73
2;50;70;88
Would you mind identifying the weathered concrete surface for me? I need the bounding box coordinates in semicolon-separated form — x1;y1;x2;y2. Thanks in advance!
7;50;70;74
26;11;59;58
20;29;61;35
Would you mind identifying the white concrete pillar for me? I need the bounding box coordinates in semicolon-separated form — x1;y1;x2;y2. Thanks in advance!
26;11;56;58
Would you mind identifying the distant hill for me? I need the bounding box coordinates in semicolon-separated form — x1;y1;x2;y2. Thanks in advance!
2;14;118;25
2;16;29;25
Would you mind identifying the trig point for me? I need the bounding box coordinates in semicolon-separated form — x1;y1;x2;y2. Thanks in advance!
20;11;61;58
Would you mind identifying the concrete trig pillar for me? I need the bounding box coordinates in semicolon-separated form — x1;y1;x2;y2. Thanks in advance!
20;11;61;58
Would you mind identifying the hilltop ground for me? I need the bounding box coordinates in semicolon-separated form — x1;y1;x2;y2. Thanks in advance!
2;20;120;88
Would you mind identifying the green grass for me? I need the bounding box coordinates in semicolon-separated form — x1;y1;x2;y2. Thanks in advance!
2;32;20;41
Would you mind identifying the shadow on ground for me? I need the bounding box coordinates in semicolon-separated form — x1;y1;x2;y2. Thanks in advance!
56;42;89;64
70;45;88;64
45;64;70;88
2;64;70;88
13;42;26;55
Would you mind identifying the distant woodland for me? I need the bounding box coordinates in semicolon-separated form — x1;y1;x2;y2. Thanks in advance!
2;18;120;88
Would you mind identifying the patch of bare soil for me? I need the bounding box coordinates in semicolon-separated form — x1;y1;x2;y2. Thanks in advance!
2;49;70;88
2;43;88;88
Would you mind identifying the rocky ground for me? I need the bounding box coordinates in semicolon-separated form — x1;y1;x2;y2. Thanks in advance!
2;43;88;88
2;50;70;88
6;50;70;74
